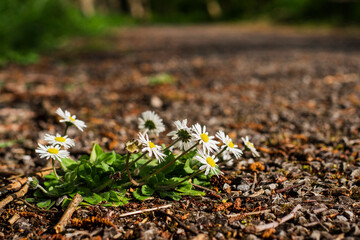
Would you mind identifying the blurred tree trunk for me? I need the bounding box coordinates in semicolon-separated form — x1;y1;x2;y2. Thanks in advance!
206;0;222;19
128;0;150;19
97;0;122;14
79;0;96;16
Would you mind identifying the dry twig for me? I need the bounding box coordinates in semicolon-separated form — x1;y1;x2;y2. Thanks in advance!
8;213;20;225
0;177;27;196
119;204;172;218
54;193;83;233
275;182;304;194
0;183;29;210
192;183;220;195
246;204;302;233
227;209;271;224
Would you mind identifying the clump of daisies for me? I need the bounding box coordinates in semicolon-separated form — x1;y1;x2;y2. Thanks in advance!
127;110;260;185
32;108;260;203
35;108;86;179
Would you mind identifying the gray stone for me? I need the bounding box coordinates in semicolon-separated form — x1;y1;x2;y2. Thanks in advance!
237;184;250;192
344;211;354;220
268;183;278;190
298;216;308;225
321;231;335;240
215;232;225;240
336;215;348;222
223;183;231;190
310;230;321;240
351;224;360;236
351;169;360;179
246;234;259;240
339;196;355;205
334;220;351;233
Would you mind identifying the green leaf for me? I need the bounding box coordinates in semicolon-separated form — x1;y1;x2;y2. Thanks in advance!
141;185;155;196
0;140;15;148
25;198;36;203
178;189;205;197
37;199;52;208
184;159;194;174
83;193;104;205
61;157;78;170
157;152;176;175
61;198;72;208
148;73;176;86
90;143;103;163
78;163;93;182
175;181;192;193
98;151;116;165
133;188;152;201
158;191;182;201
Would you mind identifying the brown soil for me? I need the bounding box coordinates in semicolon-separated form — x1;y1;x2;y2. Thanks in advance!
1;24;360;239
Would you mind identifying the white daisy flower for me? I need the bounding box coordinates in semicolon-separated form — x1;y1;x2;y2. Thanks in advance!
167;119;195;150
44;133;75;149
56;108;87;132
195;151;222;176
138;110;165;136
216;131;243;159
35;144;69;163
242;136;260;157
191;123;219;153
138;132;166;162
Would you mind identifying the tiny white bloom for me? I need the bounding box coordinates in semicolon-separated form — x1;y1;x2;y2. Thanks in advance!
138;110;165;136
138;132;166;162
216;131;243;159
167;119;195;150
191;123;219;153
195;150;222;176
56;108;87;131
242;136;260;157
35;144;69;163
44;133;75;149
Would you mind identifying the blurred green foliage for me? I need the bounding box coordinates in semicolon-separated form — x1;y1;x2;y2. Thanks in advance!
0;0;126;65
1;0;359;65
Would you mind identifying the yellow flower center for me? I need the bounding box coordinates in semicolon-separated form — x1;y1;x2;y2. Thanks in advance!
247;142;254;148
69;116;76;121
206;157;216;168
228;141;234;148
55;136;66;142
47;148;59;154
200;133;209;143
149;141;156;149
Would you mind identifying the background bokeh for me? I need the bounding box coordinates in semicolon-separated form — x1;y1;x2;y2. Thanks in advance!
1;0;360;65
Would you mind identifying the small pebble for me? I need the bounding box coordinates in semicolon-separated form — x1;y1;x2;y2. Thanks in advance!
268;183;278;190
336;215;348;222
298;216;308;225
344;211;354;220
223;183;230;190
310;230;321;240
215;232;225;240
237;184;250;192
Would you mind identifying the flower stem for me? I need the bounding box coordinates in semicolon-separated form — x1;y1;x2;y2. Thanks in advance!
126;152;140;186
163;138;181;152
64;124;69;136
138;142;199;183
133;158;154;175
120;151;147;175
215;146;228;159
52;158;59;180
157;169;204;190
